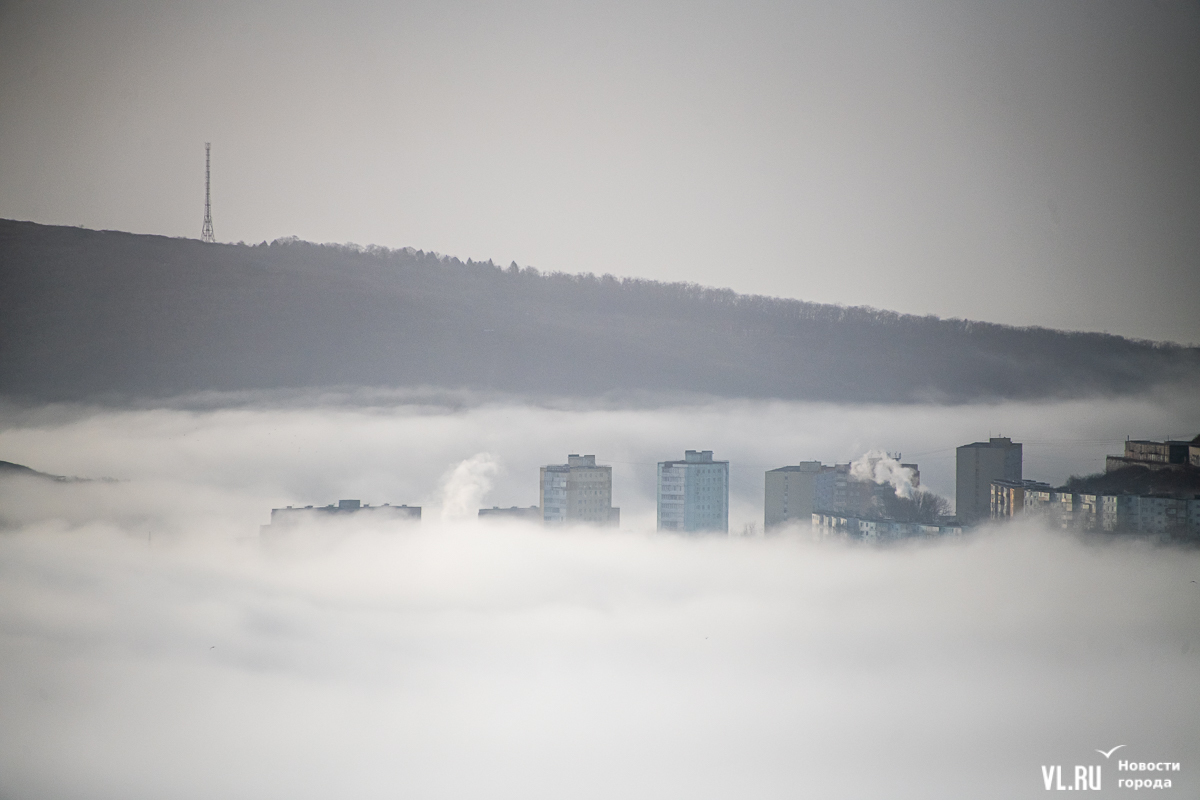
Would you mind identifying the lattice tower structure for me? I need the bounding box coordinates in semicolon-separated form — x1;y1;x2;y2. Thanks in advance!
201;142;215;243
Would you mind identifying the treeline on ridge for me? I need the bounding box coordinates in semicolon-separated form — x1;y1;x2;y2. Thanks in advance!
1;219;1196;404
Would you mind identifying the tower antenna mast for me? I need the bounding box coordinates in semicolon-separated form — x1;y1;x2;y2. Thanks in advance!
201;142;215;243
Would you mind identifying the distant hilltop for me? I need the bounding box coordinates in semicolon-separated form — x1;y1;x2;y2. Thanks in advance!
1;219;1197;404
0;460;101;483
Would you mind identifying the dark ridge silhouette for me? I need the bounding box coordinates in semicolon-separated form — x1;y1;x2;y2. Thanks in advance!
1062;464;1200;497
0;460;69;482
1;218;1197;405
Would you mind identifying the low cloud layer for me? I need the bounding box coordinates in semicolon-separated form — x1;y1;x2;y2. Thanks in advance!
1;390;1196;532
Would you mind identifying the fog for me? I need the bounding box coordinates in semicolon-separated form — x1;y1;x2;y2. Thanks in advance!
2;394;1199;798
2;390;1197;532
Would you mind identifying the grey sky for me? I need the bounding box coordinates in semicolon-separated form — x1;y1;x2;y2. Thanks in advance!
2;0;1198;342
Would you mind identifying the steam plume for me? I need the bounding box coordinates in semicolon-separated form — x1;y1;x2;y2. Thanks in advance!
849;449;917;498
439;452;499;521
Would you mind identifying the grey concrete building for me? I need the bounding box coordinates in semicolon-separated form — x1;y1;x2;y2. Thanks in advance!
990;478;1053;519
658;450;729;533
811;512;963;541
812;460;920;518
479;505;542;521
764;461;822;531
1105;436;1200;472
539;454;620;526
956;437;1022;524
262;499;421;534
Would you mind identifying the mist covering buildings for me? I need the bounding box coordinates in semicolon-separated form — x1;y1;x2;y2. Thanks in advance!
991;435;1200;537
3;1;1200;796
2;388;1199;799
263;499;420;533
250;431;1200;543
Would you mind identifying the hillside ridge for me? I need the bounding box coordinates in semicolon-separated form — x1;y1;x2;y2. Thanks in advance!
2;219;1196;404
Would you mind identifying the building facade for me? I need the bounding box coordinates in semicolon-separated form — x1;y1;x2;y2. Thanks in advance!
658;450;729;533
811;512;963;541
991;480;1200;539
990;479;1053;519
956;437;1022;524
539;454;620;526
813;464;872;517
478;505;542;521
262;499;421;533
810;460;921;519
1105;436;1200;472
764;461;822;531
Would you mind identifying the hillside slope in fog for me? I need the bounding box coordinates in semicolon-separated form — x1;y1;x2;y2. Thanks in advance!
1;219;1196;404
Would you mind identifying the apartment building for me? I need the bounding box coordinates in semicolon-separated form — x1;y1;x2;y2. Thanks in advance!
540;454;620;526
658;450;729;533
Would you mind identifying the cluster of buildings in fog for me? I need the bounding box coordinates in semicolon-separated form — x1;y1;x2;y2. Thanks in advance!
479;450;730;533
988;436;1200;538
263;435;1200;542
812;435;1200;541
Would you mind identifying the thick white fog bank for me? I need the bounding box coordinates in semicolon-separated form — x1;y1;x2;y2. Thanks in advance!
1;392;1197;532
2;394;1198;797
0;519;1197;799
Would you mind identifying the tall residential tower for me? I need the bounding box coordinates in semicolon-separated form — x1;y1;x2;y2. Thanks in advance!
658;450;729;533
956;437;1022;523
540;454;619;526
764;461;822;531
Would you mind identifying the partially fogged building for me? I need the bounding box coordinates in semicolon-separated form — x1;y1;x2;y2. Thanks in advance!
479;505;541;521
956;437;1022;524
262;499;421;533
1105;436;1200;472
539;454;620;526
811;461;920;518
811;512;963;541
764;461;821;531
992;479;1200;539
658;450;729;533
990;479;1054;519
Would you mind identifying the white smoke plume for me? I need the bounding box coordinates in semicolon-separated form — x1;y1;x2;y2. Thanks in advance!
849;449;917;498
439;452;499;521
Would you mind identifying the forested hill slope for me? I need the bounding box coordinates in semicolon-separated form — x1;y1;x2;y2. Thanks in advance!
1;219;1196;404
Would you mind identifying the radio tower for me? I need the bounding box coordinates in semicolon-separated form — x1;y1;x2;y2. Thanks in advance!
201;142;215;243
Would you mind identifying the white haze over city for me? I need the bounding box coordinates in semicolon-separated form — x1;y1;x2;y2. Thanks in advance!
2;392;1199;798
